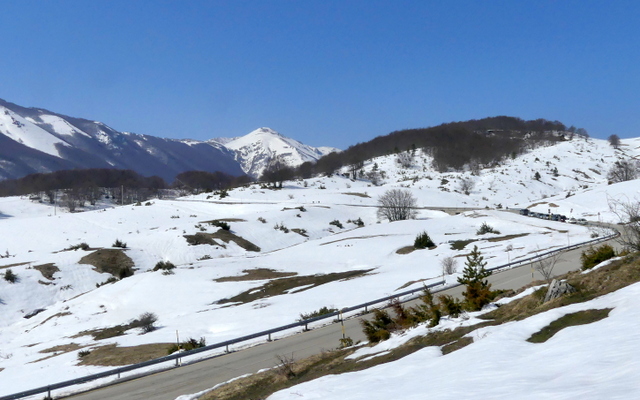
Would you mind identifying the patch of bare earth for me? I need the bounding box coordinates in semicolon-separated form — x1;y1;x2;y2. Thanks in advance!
77;343;173;366
79;249;134;277
0;262;29;270
218;269;374;305
396;246;416;255
342;192;371;198
31;343;87;363
33;263;60;280
215;268;297;282
185;229;261;252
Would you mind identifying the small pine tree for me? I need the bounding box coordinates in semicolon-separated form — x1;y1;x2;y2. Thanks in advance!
4;268;18;283
457;246;493;311
414;231;435;249
534;171;541;181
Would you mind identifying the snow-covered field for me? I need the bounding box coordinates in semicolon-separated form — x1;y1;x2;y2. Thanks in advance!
0;136;638;397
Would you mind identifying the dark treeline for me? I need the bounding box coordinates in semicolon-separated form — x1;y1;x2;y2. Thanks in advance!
0;169;166;197
304;116;575;176
0;168;251;198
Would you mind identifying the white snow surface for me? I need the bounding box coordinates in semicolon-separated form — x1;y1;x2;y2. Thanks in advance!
0;106;70;157
0;135;639;397
223;127;339;177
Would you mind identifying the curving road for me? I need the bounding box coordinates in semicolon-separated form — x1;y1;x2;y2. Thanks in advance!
58;233;621;400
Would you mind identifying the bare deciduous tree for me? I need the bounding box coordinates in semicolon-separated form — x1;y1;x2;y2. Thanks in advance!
608;134;621;149
376;189;418;222
609;196;640;252
458;177;475;195
533;249;563;281
441;256;458;275
396;152;414;169
607;159;638;183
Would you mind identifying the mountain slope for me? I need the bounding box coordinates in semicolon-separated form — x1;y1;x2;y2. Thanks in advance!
0;99;244;182
219;127;338;178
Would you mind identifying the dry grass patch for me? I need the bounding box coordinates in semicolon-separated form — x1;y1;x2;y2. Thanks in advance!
527;308;612;343
79;249;134;277
33;263;59;280
0;262;29;270
202;218;246;223
31;343;88;363
77;343;173;366
215;268;297;282
342;192;371;198
38;311;71;327
486;233;529;242
218;269;374;305
186;229;260;252
396;246;416;255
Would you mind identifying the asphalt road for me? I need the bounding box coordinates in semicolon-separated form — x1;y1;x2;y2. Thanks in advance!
58;233;621;400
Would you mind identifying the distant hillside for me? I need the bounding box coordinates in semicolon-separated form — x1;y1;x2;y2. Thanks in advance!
311;116;582;176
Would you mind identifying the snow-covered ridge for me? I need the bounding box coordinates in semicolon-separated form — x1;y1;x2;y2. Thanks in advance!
216;127;339;178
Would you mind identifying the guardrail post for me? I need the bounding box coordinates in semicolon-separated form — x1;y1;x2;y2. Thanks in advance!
48;387;51;399
267;333;272;342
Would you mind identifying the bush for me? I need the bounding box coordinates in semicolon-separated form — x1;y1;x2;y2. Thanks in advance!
477;222;500;235
4;268;18;283
581;244;616;270
153;261;176;271
138;312;158;333
167;337;206;354
438;294;463;318
347;218;365;227
414;231;435;249
339;337;354;348
67;243;90;251
78;350;91;359
298;306;338;321
274;223;289;233
441;257;458;275
329;220;343;229
118;266;134;279
112;239;127;248
360;309;395;343
210;220;231;231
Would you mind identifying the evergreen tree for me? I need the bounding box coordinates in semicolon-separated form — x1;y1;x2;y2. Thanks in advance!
457;245;493;311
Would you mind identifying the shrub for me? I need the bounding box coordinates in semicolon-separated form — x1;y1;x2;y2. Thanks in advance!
414;231;435;249
274;223;289;233
329;220;343;229
339;337;354;348
477;222;500;235
167;337;206;354
210;220;231;231
298;306;338;321
118;266;134;279
138;312;158;333
347;218;365;227
153;261;176;271
580;244;616;270
360;309;395;343
113;239;127;248
438;294;463;318
258;217;267;223
4;268;18;283
441;256;458;275
78;350;91;359
67;243;90;251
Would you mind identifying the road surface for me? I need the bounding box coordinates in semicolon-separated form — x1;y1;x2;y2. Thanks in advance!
59;235;620;400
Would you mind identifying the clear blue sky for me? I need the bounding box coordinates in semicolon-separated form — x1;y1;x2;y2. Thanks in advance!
1;0;639;149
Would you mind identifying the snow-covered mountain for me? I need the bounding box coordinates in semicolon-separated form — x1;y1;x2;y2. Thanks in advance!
211;127;338;178
0;99;338;182
0;99;244;183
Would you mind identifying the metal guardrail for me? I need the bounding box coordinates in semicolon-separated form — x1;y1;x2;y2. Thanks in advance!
0;228;620;400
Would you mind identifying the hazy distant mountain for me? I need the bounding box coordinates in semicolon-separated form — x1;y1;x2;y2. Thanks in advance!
211;127;339;178
0;99;246;182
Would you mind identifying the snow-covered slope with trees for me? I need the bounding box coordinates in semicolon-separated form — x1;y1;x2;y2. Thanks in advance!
0;134;639;398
